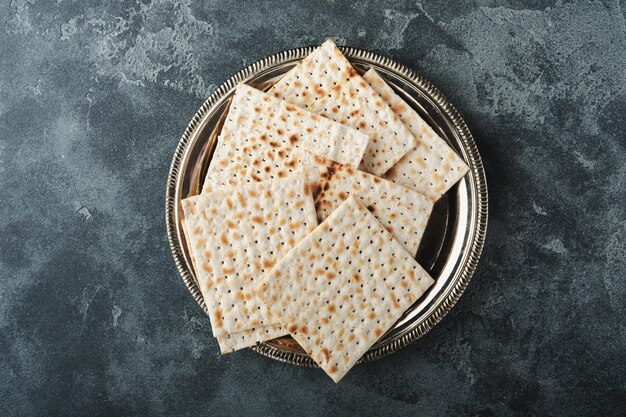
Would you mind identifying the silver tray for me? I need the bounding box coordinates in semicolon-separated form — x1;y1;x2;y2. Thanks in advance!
165;45;488;367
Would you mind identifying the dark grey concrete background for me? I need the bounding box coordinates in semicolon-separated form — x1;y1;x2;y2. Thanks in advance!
1;0;625;415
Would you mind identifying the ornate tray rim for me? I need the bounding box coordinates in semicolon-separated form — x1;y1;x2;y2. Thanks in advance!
165;44;488;367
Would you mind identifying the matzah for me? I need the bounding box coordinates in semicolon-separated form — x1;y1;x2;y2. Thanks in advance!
181;174;317;343
215;324;285;354
269;39;416;177
255;196;435;382
202;83;369;192
300;151;434;255
362;69;469;199
180;207;285;352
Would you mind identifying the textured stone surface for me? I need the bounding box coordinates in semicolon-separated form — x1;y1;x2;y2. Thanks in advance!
1;0;625;415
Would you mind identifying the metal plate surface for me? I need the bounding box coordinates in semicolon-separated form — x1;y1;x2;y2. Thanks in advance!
165;45;488;367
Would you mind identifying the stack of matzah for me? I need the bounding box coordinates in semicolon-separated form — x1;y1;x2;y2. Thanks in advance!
298;151;434;256
362;69;469;199
270;39;416;177
202;83;369;192
179;39;469;382
182;174;317;352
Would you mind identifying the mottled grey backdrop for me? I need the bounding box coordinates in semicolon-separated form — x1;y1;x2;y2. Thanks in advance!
1;0;625;416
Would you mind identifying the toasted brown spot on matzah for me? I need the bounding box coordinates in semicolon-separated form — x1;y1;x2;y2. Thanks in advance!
320;348;331;361
391;103;406;113
407;269;415;282
213;312;223;328
288;220;301;231
217;267;235;274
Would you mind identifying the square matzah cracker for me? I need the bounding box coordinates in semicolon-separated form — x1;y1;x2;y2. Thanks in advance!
202;83;369;193
269;39;417;177
180;218;284;351
300;151;434;255
181;174;317;339
255;196;435;382
362;69;470;199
